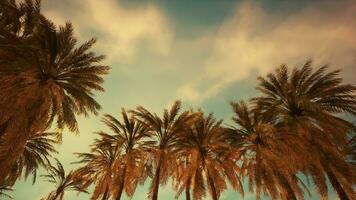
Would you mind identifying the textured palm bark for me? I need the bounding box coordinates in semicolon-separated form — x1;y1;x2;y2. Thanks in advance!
115;165;127;200
185;178;191;200
207;173;218;200
151;150;164;200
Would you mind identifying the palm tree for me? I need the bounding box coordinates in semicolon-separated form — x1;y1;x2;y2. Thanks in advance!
42;159;86;200
254;61;356;200
73;135;116;200
173;113;243;200
6;132;58;186
74;109;151;200
229;101;309;200
0;0;109;184
0;0;45;182
131;101;198;200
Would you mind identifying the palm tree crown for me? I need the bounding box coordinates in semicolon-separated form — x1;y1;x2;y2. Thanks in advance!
131;100;198;200
0;0;109;184
74;136;117;200
230;101;311;200
75;109;151;200
174;112;243;200
254;61;356;199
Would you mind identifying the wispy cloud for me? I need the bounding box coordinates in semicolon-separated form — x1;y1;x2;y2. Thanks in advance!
43;0;173;63
177;0;356;102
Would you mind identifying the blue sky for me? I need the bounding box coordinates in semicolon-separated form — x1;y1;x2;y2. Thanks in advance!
10;0;356;199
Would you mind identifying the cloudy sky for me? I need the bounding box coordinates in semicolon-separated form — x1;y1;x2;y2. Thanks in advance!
11;0;356;199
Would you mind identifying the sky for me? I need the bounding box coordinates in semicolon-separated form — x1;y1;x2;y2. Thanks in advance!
10;0;356;199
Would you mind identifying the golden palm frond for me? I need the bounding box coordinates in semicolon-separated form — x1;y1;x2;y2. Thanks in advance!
173;112;243;200
5;132;58;186
74;109;150;200
0;0;109;184
131;100;199;200
229;101;310;200
254;60;356;200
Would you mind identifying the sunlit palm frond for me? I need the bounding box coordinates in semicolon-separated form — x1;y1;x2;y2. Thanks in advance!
173;112;242;200
254;60;356;200
5;131;58;185
131;100;199;200
73;109;150;200
0;0;109;184
229;101;309;200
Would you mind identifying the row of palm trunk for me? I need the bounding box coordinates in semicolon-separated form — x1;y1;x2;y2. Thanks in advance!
0;1;355;200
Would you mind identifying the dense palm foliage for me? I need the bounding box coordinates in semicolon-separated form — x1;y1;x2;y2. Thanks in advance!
0;1;355;200
254;61;356;200
74;109;151;200
173;113;243;200
131;101;198;200
41;160;86;200
6;132;58;186
229;101;311;200
0;0;109;185
73;135;116;200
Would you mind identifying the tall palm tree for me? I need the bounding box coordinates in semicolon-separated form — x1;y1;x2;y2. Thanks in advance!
74;109;151;200
229;101;309;200
73;134;116;200
131;101;198;200
42;159;86;200
254;61;356;200
6;132;58;186
0;0;109;184
173;113;243;200
0;0;45;182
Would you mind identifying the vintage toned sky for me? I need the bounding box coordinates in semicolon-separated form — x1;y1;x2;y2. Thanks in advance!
11;0;356;199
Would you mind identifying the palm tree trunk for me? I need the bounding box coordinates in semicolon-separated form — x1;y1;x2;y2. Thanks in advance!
207;172;218;200
185;178;191;200
326;167;350;200
151;166;161;200
115;165;127;200
102;186;109;200
151;150;164;200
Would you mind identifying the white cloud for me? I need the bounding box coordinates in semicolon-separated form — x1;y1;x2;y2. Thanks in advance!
177;0;356;102
43;0;173;63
